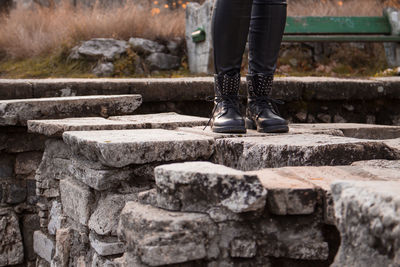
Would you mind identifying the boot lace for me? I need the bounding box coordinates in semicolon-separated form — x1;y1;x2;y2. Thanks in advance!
249;95;284;119
204;94;244;130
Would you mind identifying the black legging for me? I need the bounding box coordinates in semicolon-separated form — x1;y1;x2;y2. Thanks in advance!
211;0;287;76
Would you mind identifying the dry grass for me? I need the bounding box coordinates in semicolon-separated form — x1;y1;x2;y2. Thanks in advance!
0;0;399;59
0;1;184;59
287;0;388;16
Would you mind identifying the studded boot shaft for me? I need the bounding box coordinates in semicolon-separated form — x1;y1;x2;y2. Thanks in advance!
208;72;246;133
246;73;288;133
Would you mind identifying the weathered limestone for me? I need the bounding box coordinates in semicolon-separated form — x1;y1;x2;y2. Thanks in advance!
289;123;400;140
0;209;24;266
213;134;400;171
51;228;71;267
155;161;267;213
89;233;124;256
28;113;208;137
69;38;129;61
35;139;72;198
108;112;208;129
118;201;217;266
0;95;142;126
129;37;166;54
33;230;54;263
88;193;135;236
63;129;215;168
60;178;94;226
256;217;329;260
331;180;400;267
249;168;317;215
68;154;135;190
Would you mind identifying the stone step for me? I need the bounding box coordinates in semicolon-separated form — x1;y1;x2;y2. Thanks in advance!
0;95;142;126
154;161;267;214
62;129;215;168
250;160;400;224
2;77;400;102
28;112;208;137
213;134;400;171
331;180;400;267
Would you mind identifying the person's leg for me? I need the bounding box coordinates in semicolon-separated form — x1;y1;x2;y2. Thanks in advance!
212;0;253;75
246;0;288;133
208;0;253;133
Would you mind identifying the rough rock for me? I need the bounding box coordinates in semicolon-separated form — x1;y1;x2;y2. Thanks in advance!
213;134;400;171
48;201;63;236
70;38;128;61
63;129;215;168
22;214;40;261
35;139;72;198
51;228;71;267
28;117;132;137
0;154;14;178
155;161;267;213
14;151;43;174
33;230;54;263
257;217;329;260
28;112;208;137
118;201;217;266
145;52;181;71
89;233;124;256
249;168;317;215
129;37;165;54
108;112;208;129
331;180;400;267
60;178;94;225
6;181;27;204
88;193;135;236
1;95;142;126
166;38;182;56
92;62;114;77
230;239;257;258
0;209;24;266
69;155;134;190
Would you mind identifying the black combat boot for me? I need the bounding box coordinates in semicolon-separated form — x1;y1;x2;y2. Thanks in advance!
245;73;288;133
208;72;246;133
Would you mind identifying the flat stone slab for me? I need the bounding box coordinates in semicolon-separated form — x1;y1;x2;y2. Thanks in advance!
119;201;216;266
63;129;215;168
253;162;400;224
213;134;400;171
0;95;142;126
290;123;400;140
248;169;317;215
29;112;209;137
109;112;208;129
28;117;132;137
331;180;400;267
155;161;267;213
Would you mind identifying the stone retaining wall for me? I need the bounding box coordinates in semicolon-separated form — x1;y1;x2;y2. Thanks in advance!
25;116;400;267
2;77;400;125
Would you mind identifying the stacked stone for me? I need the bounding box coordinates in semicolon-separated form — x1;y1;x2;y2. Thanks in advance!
32;127;214;266
116;161;330;266
0;94;142;266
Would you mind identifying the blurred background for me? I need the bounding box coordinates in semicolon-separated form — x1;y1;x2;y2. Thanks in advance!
0;0;399;78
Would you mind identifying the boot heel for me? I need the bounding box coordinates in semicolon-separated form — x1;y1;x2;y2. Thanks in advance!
245;118;256;130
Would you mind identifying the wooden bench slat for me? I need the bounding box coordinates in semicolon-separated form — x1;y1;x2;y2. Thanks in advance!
285;16;392;35
282;35;400;42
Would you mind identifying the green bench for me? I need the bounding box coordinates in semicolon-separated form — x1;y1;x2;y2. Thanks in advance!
283;16;400;42
282;14;400;67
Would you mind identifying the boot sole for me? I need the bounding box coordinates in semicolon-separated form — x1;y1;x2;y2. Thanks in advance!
211;126;247;133
245;118;289;133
